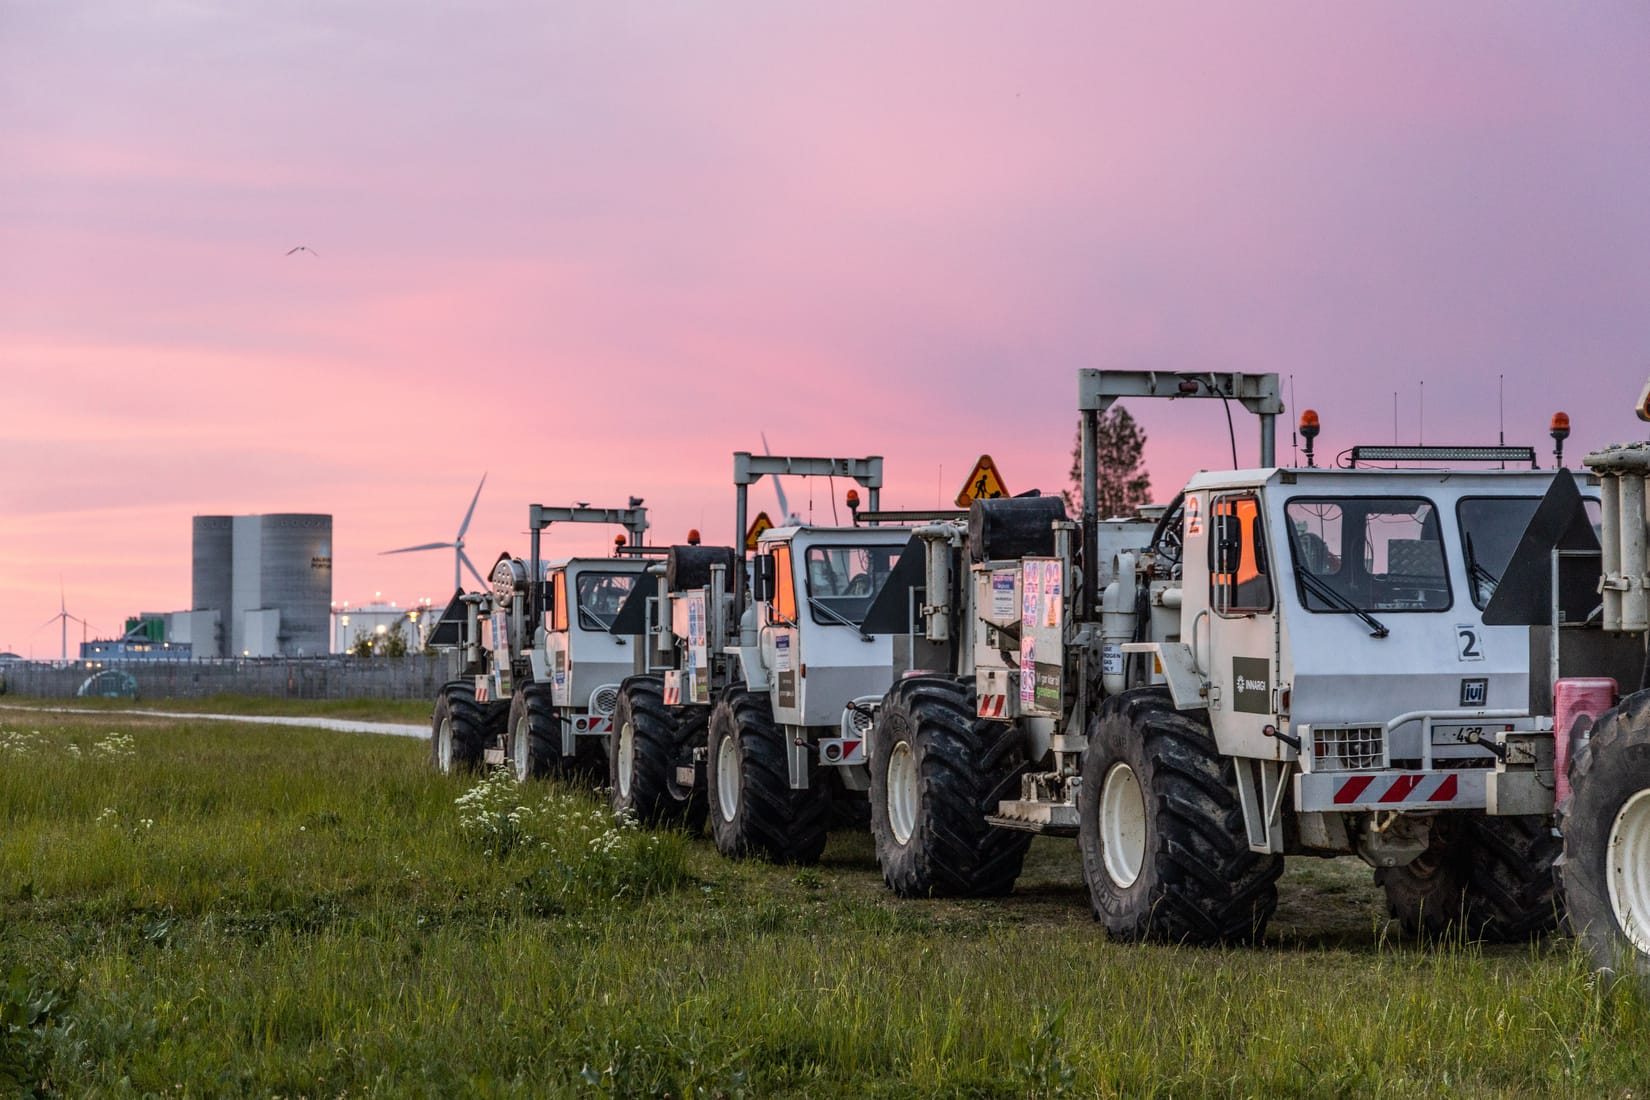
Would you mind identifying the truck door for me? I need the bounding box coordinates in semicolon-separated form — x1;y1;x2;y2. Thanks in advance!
1205;491;1285;759
759;541;802;725
547;568;571;707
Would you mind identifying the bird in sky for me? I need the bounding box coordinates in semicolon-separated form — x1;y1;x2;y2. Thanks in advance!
285;245;317;256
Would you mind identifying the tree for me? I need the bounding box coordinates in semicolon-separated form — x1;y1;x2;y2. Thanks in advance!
1063;406;1151;518
350;620;409;658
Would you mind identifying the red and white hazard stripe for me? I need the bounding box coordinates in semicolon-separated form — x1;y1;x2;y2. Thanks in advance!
978;694;1009;719
663;681;681;706
588;715;612;736
1332;773;1460;805
1297;769;1483;813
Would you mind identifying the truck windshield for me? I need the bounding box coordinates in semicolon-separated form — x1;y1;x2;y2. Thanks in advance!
575;571;636;631
1456;497;1540;609
803;544;902;629
1286;497;1451;613
1456;494;1604;609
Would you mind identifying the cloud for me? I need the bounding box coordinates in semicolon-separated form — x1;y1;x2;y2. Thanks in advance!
1;1;1647;642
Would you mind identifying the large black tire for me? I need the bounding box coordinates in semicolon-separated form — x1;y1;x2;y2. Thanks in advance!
1078;688;1283;944
706;687;828;864
1560;692;1650;988
869;675;1031;898
609;676;708;828
508;682;559;781
1375;814;1563;942
431;680;487;774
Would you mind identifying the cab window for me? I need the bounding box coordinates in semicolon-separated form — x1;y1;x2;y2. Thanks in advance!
550;570;568;632
803;543;902;627
576;571;634;630
1210;493;1271;614
769;544;797;623
1287;497;1449;612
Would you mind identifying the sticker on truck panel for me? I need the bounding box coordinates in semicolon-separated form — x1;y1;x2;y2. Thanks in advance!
1032;662;1061;711
1019;638;1036;706
1232;656;1270;715
1455;624;1485;662
991;571;1016;620
1460;678;1488;707
1184;494;1203;537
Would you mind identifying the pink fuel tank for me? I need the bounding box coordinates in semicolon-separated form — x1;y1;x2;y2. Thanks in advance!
1554;678;1617;807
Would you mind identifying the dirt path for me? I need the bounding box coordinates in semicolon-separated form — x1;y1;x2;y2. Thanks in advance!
0;703;427;739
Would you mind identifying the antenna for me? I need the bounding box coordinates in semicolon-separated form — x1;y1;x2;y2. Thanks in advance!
1499;373;1506;469
1289;374;1298;465
1419;380;1424;445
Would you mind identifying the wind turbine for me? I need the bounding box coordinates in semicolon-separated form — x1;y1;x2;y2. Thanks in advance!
761;432;800;524
41;583;87;662
380;473;490;592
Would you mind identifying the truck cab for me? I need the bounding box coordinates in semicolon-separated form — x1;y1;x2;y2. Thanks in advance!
1152;466;1600;864
745;524;912;783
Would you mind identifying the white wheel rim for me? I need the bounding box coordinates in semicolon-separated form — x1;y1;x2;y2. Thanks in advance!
618;719;635;798
438;717;454;773
717;733;741;822
1099;762;1146;889
512;715;529;781
1606;788;1650;956
887;741;919;845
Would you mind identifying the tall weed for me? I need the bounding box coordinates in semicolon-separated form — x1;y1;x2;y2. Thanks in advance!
455;768;690;912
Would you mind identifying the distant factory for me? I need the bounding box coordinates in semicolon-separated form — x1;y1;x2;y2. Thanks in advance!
170;514;334;658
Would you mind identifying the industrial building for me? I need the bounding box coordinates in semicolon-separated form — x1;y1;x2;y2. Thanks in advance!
332;598;436;654
174;513;333;657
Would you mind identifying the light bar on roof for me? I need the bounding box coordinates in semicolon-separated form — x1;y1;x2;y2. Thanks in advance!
1350;445;1537;467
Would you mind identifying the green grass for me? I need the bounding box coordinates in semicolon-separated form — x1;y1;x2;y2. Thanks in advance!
1;712;1646;1098
0;693;434;723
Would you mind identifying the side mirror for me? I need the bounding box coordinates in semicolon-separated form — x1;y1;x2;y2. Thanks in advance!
1214;512;1241;577
753;554;775;603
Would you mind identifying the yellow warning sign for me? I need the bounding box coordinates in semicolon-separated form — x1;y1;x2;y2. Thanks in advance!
745;511;774;550
955;454;1010;507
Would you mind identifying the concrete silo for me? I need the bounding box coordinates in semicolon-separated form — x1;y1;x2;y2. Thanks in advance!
191;516;233;657
255;513;332;657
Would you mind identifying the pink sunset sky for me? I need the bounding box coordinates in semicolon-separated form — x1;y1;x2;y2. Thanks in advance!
3;2;1648;656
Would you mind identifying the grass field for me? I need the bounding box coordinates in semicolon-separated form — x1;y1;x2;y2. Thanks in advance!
1;709;1645;1098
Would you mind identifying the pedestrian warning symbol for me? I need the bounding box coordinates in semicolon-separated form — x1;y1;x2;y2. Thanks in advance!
745;511;774;550
955;455;1009;507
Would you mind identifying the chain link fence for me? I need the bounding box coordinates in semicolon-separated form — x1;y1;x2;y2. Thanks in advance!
0;653;462;702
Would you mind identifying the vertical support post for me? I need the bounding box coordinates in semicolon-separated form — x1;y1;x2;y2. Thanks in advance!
1259;413;1276;467
528;520;543;629
1081;406;1099;620
1601;473;1623;631
734;481;749;618
1550;548;1562;695
709;562;727;652
1622;472;1648;632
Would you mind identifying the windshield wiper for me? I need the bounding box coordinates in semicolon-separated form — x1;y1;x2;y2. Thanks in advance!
1462;532;1499;604
1296;569;1389;638
810;599;873;642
